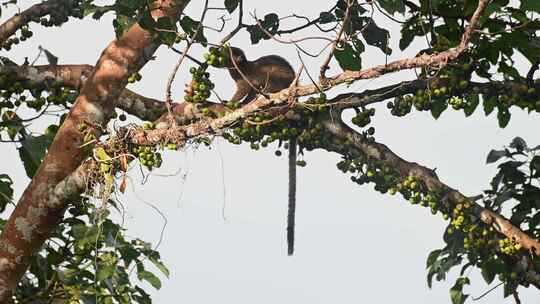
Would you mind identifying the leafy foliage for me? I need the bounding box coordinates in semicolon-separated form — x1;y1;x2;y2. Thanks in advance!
425;138;540;298
334;40;363;71
9;199;168;304
179;16;207;45
18;132;55;178
377;0;405;15
246;13;279;44
224;0;240;13
450;277;470;304
0;0;540;303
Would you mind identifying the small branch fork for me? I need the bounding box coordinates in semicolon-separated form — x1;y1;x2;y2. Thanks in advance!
319;0;354;80
220;0;244;45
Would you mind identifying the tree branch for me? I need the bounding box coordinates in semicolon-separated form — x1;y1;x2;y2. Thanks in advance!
321;116;540;257
4;62;537;128
0;0;491;128
0;0;192;301
0;0;67;45
318;113;540;289
0;64;167;121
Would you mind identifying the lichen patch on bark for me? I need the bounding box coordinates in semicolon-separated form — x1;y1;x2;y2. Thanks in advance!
0;259;14;272
13;218;34;242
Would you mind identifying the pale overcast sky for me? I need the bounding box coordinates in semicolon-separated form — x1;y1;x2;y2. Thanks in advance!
1;1;539;303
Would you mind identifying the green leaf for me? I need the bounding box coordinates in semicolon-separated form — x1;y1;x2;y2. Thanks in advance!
481;266;495;285
426;249;442;268
497;107;511;128
503;283;515;298
81;295;97;304
362;21;391;54
112;16;134;38
516;36;540;64
521;0;540;12
486;149;507;164
149;256;170;278
138;270;162;289
224;0;240;13
246;14;279;44
509;137;527;152
450;277;470;304
47;249;65;266
4;120;23;140
246;25;264;44
430;97;448;119
483;95;496;116
498;161;527;185
479;3;503;25
72;224;100;248
86;5;113;19
179;16;207;45
399;26;414;51
482;41;500;64
334;42;362;71
498;61;521;79
97;265;116;282
119;246;140;267
530;155;540;178
530;212;540;230
481;259;503;285
463;94;479;117
134;286;152;304
319;12;336;24
377;0;405;15
117;0;146;12
71;224;88;239
138;9;156;30
156;17;178;45
431;0;445;8
261;13;279;32
18;134;54;178
426;262;439;288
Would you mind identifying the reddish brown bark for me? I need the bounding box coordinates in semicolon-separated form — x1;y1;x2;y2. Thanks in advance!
0;0;190;300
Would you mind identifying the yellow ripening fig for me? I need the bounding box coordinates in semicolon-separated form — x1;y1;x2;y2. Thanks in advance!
95;147;111;162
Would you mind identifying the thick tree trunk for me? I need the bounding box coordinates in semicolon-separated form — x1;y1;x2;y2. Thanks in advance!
0;0;190;301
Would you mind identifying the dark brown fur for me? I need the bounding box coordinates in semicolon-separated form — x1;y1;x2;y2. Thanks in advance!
220;47;299;255
225;47;295;103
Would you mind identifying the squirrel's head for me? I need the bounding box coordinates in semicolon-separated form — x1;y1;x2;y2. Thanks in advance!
223;46;247;69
